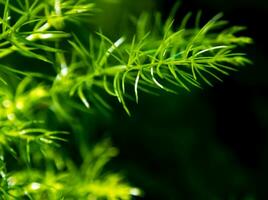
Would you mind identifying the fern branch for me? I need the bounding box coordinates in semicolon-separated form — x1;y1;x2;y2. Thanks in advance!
55;13;252;114
0;0;94;61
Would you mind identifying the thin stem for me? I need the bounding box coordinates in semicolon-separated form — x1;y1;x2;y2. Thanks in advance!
0;22;51;59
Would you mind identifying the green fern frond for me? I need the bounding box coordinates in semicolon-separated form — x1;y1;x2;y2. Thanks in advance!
0;0;94;62
57;13;252;114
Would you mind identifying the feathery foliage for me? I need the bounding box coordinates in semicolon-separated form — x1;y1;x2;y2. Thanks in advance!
65;13;252;114
0;0;252;199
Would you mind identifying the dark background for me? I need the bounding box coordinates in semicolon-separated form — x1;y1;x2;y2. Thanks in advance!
88;0;268;199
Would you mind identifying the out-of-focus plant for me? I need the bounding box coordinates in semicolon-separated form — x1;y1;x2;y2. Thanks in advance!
1;139;140;199
0;0;251;199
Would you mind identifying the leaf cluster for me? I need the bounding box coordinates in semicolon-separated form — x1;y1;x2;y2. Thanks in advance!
0;1;141;199
0;140;141;200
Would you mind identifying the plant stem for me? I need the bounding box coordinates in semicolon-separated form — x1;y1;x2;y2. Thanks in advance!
0;22;51;59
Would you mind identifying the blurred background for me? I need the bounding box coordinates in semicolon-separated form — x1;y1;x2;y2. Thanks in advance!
85;0;268;199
